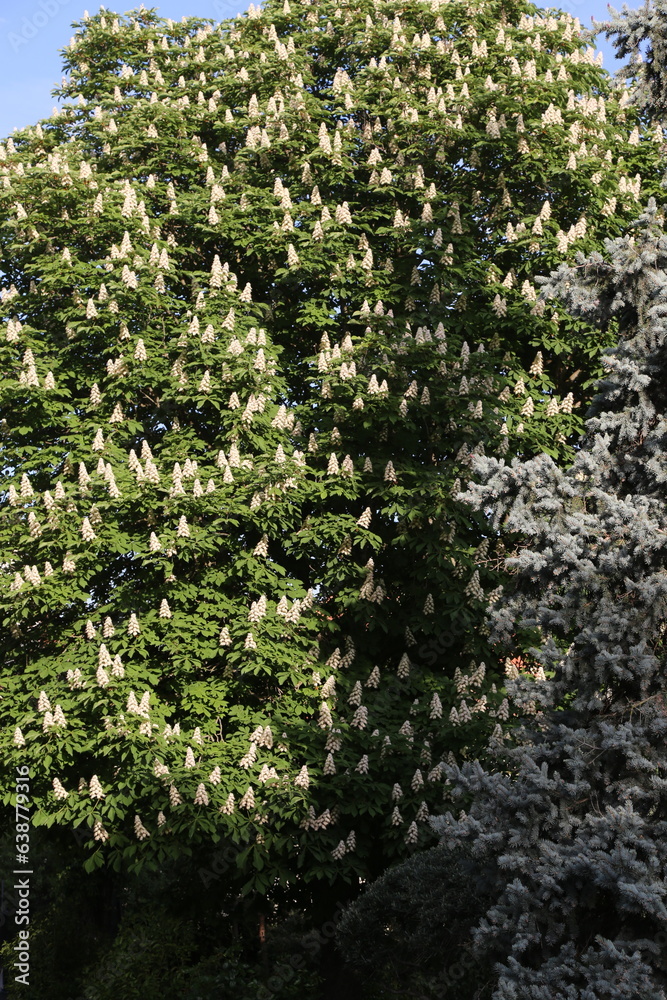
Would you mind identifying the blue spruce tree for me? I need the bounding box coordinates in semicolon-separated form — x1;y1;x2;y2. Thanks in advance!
600;0;667;121
427;200;667;998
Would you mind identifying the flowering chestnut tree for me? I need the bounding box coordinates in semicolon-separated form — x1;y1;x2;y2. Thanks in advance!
0;0;664;894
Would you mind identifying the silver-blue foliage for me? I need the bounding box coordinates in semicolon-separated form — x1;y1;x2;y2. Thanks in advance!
432;201;667;997
598;1;667;121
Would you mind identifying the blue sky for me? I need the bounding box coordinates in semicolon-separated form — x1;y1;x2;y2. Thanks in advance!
0;0;629;140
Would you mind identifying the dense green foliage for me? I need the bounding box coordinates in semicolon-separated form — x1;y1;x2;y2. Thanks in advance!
0;827;328;1000
337;843;498;998
1;1;667;993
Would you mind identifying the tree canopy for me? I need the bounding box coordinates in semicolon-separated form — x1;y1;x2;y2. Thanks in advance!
1;0;665;902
